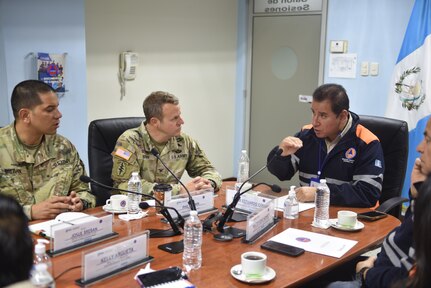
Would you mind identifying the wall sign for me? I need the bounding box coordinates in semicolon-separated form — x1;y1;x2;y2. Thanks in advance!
254;0;322;14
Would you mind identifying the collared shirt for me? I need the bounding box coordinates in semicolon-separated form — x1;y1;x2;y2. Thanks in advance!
0;124;95;219
112;122;222;195
325;112;353;153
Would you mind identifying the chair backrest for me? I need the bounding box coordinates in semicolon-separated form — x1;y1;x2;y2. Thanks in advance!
88;117;144;206
358;115;409;218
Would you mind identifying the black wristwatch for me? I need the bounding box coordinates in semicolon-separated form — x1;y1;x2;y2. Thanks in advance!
357;266;369;288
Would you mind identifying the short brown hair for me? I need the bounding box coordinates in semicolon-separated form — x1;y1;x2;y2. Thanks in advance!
143;91;179;121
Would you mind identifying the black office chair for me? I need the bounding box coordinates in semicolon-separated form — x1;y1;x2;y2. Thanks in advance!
358;115;409;218
88;117;144;206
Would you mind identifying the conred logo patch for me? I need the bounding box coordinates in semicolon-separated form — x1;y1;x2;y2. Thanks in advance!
345;148;357;159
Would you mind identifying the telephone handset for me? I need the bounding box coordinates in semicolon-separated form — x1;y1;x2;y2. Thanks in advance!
119;52;138;80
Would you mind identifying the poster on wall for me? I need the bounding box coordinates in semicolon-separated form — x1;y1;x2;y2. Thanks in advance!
37;52;66;93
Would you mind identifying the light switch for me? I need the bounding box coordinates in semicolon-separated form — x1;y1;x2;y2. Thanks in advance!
370;62;379;76
360;62;369;76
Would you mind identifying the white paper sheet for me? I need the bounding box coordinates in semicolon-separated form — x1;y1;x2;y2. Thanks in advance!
269;228;358;258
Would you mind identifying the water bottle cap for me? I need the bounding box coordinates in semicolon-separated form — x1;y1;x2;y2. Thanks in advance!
241;149;247;153
35;239;49;254
190;210;198;216
320;179;327;183
132;172;139;176
289;185;296;191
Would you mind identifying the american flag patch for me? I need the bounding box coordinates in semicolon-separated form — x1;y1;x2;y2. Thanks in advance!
114;147;132;161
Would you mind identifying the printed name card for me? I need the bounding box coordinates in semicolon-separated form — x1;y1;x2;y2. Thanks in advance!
245;199;276;243
51;213;115;254
226;187;277;214
164;188;214;217
76;231;153;286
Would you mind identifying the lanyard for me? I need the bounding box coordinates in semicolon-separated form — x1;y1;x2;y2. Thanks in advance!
317;141;327;178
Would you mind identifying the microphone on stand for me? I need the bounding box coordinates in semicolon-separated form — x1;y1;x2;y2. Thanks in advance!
150;148;197;211
214;148;283;242
79;175;182;238
139;202;185;229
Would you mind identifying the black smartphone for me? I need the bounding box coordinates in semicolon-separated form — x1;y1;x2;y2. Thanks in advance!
158;240;184;254
357;210;388;221
261;240;305;257
136;266;183;287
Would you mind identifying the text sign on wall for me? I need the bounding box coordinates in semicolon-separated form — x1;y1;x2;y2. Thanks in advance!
254;0;322;14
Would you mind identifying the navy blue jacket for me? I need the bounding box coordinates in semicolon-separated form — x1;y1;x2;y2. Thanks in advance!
267;112;384;207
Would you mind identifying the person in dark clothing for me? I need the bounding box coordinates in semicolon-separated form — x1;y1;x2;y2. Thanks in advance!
267;83;384;207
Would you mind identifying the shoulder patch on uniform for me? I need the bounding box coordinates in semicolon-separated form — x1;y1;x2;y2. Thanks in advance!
113;147;132;161
356;124;379;144
116;161;126;176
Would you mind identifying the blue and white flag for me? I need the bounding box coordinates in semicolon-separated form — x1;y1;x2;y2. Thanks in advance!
385;0;431;198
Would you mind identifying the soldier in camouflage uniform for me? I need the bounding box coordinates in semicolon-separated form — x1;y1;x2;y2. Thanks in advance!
112;91;222;196
0;80;95;220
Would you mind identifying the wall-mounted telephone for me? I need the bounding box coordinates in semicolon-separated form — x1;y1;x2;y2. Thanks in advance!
119;52;139;80
119;51;139;99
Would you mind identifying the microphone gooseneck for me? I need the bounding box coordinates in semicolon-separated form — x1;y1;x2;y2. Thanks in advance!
80;175;181;236
139;202;185;229
150;148;197;211
216;148;283;234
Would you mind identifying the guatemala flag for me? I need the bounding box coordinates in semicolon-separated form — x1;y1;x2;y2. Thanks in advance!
385;0;431;199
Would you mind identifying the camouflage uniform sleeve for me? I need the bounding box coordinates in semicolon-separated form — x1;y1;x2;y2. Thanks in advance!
111;133;157;195
185;138;222;190
69;149;96;209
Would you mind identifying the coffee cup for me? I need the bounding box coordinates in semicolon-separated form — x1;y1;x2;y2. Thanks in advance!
241;251;267;277
106;194;128;210
337;210;357;228
153;184;172;213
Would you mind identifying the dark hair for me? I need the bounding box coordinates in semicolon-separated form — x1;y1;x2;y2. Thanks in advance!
0;194;33;286
11;80;55;119
143;91;179;121
406;177;431;288
312;83;349;116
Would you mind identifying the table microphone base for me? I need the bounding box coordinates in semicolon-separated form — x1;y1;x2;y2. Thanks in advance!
149;229;181;238
213;226;245;242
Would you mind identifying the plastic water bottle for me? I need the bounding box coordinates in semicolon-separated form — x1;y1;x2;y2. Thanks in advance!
284;186;299;219
31;263;55;288
313;179;330;228
31;239;55;287
127;172;142;214
237;150;249;184
236;150;251;192
182;210;203;272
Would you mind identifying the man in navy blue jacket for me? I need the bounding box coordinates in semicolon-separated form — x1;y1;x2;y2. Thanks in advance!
267;83;384;207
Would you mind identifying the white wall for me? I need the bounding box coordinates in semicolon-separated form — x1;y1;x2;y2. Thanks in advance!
85;0;238;179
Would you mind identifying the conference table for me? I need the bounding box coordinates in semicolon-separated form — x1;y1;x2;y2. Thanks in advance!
33;182;401;287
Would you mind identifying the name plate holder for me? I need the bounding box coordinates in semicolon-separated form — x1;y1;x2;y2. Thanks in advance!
242;199;279;244
164;188;216;217
48;212;118;257
226;186;277;222
75;231;153;286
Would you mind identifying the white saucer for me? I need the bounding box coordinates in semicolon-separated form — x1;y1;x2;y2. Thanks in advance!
230;264;276;284
102;204;128;214
329;219;364;231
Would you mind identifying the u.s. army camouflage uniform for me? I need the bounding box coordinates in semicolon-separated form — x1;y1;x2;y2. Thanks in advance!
0;124;96;219
112;122;222;195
